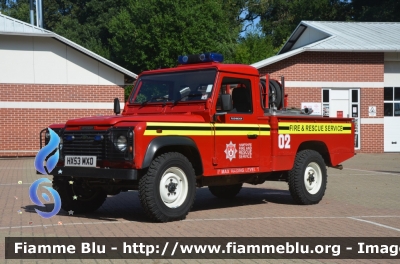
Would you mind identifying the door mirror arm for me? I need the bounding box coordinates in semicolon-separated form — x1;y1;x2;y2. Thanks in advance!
212;112;227;123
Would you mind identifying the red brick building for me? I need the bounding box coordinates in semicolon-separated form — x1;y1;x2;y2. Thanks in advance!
0;14;137;157
252;21;400;153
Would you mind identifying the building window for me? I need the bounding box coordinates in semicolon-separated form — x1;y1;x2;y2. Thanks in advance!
322;89;329;117
352;90;358;103
384;87;400;116
396;103;400;116
323;90;329;102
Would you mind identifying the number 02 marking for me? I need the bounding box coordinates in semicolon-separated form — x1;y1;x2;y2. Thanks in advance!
278;134;291;149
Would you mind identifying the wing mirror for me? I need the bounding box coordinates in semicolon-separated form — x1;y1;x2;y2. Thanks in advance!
221;94;233;111
114;98;120;115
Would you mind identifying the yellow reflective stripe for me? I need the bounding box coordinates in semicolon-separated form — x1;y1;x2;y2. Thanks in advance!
144;122;212;136
144;122;271;136
144;130;212;136
278;122;352;134
215;124;259;136
146;122;211;127
259;125;271;136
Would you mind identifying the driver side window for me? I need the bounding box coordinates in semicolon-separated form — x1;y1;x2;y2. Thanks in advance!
217;77;252;113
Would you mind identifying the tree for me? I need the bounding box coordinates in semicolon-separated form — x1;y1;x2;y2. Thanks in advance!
232;32;278;64
43;0;124;59
2;0;262;73
0;0;30;22
222;0;272;33
257;0;351;48
351;0;400;22
108;0;241;73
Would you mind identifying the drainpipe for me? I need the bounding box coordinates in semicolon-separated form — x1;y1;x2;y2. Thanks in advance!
35;0;39;27
39;0;43;28
30;0;34;25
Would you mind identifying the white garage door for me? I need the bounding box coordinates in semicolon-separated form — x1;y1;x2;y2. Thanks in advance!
384;117;400;152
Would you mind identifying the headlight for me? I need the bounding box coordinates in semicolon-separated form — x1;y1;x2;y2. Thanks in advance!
116;135;127;152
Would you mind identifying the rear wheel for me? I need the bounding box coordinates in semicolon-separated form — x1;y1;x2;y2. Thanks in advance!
52;177;107;214
208;183;243;198
139;152;196;222
288;150;327;205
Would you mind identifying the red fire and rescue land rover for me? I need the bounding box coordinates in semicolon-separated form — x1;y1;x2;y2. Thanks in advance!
40;53;355;222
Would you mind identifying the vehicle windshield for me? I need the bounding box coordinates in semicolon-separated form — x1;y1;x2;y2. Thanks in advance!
130;69;217;104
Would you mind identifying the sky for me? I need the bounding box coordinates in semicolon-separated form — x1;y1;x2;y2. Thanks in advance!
241;15;261;37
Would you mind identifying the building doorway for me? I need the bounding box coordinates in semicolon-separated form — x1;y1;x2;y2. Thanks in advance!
384;87;400;152
322;88;360;149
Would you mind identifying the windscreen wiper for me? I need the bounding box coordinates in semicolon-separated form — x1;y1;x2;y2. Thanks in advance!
173;95;189;106
140;96;168;107
173;93;203;106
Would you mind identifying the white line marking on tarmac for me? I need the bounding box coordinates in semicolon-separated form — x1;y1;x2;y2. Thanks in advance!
355;215;400;218
348;217;400;232
0;168;34;170
344;168;400;176
0;220;133;230
0;215;399;230
328;173;376;176
185;216;400;222
0;183;32;186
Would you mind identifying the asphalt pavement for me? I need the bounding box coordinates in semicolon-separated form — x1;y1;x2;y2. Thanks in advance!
0;153;399;263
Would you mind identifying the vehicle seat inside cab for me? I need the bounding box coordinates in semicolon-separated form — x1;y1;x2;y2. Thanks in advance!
232;84;251;112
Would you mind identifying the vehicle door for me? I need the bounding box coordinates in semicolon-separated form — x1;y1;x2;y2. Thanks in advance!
213;74;260;172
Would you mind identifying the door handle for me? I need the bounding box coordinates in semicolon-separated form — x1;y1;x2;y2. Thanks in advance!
247;134;258;139
392;141;397;144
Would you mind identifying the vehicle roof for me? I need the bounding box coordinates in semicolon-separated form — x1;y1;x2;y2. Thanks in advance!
139;62;260;77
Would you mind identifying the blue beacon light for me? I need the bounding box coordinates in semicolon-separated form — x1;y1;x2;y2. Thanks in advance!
94;135;104;141
65;135;74;141
178;52;224;64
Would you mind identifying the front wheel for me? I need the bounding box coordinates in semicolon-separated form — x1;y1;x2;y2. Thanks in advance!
138;152;196;222
288;150;327;205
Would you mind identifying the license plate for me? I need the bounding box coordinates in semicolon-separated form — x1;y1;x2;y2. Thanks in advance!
65;156;97;167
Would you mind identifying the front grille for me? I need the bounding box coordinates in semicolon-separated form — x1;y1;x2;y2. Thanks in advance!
61;128;133;161
62;130;107;160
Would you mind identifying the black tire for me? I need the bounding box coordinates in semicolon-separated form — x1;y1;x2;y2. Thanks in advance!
138;152;196;222
208;183;243;199
52;177;107;214
288;150;327;205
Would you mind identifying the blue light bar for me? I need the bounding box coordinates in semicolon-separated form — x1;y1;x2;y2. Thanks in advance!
178;52;224;64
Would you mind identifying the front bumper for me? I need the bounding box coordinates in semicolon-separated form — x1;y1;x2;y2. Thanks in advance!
49;166;138;180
